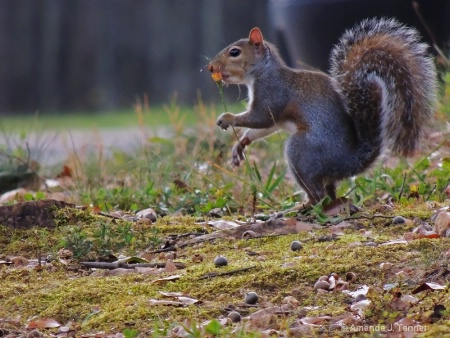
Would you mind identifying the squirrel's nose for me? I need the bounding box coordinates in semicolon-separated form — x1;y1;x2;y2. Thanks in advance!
208;63;214;73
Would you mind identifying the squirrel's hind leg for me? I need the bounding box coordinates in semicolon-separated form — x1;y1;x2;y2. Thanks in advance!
325;182;337;200
284;134;332;204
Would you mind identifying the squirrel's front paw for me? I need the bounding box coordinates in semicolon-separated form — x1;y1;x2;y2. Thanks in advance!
232;142;246;167
231;137;250;167
216;113;235;130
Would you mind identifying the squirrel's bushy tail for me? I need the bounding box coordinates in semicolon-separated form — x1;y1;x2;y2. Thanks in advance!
330;18;437;157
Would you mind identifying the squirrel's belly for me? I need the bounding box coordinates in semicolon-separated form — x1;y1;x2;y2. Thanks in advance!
277;121;298;134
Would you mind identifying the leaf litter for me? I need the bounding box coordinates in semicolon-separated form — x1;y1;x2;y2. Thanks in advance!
1;198;450;336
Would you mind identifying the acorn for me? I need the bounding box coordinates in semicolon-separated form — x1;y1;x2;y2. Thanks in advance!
392;216;405;224
290;240;303;251
242;230;257;239
314;280;330;291
228;311;242;322
214;255;228;267
244;291;259;304
346;272;356;283
191;254;204;263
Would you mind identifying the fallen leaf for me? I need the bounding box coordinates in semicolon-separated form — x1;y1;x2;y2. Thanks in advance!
148;299;185;307
380;239;408;246
176;296;201;305
383;284;399;293
152;274;183;283
329;226;345;236
164;259;177;273
159;291;184;297
134;267;160;275
350;299;371;316
208;220;240;229
294;221;316;232
403;232;416;241
10;256;29;266
390;297;409;311
27;318;61;329
416;231;440;239
435;211;450;236
136;208;157;222
300;316;331;327
56;165;73;178
323;197;351;216
412;282;445;294
400;294;418;305
158;292;200;305
389;317;425;337
249;312;277;329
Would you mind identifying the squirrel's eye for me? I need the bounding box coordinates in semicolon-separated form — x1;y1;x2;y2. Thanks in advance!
229;48;241;57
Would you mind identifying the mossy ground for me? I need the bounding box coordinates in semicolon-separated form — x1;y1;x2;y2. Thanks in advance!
1;203;450;337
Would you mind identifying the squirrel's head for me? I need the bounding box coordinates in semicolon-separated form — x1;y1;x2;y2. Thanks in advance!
208;27;267;85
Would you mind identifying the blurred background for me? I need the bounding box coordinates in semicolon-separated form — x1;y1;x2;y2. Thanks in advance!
1;0;449;115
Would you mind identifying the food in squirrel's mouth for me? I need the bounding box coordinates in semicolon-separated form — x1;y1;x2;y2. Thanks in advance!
211;72;222;82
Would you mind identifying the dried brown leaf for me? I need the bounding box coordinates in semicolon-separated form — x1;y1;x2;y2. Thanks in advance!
152;274;183;283
208;220;240;229
323;197;351;216
380;239;408;246
164;259;177;273
148;299;185;307
159;291;184;297
27;318;61;329
412;282;445;294
300;316;331;327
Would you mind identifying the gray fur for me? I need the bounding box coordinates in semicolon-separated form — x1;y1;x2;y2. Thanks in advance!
211;19;437;204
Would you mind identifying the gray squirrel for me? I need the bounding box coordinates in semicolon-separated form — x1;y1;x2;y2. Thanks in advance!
208;18;437;204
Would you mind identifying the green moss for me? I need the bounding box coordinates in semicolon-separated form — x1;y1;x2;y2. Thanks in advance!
1;204;450;336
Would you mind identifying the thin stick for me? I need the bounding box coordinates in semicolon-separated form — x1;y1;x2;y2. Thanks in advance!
398;173;407;201
80;261;186;270
425;184;436;202
198;265;256;280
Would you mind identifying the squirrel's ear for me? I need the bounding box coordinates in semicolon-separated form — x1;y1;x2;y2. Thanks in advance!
249;27;264;47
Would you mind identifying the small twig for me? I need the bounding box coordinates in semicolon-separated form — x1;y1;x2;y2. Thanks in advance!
331;213;396;225
251;185;257;221
398;173;407;201
425;184;436;202
147;247;176;254
80;261;186;270
25;142;31;167
198;265;256;280
343;184;359;199
412;1;438;51
98;211;124;219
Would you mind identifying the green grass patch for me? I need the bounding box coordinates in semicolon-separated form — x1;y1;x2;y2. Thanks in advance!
0;102;244;131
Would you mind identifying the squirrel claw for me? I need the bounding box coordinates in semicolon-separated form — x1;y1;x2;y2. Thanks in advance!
216;120;229;130
231;142;246;166
216;113;235;130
